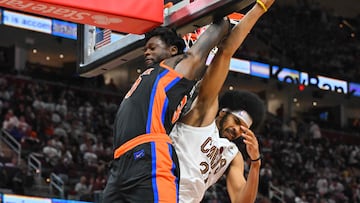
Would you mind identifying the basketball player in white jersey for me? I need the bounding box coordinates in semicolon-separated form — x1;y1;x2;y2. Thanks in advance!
169;0;274;202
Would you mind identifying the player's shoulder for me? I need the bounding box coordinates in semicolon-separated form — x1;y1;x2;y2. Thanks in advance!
162;54;186;69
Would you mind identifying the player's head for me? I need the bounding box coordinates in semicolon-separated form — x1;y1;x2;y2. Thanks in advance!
144;27;186;66
217;90;265;141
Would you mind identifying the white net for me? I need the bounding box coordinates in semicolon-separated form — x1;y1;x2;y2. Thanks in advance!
182;12;244;55
182;26;207;50
182;25;218;55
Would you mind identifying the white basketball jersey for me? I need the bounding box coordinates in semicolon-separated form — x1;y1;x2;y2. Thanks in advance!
170;122;238;203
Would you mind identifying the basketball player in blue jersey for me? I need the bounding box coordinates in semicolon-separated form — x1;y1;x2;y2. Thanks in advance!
101;14;232;203
169;0;274;202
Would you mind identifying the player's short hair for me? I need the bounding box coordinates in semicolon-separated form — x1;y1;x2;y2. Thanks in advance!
219;90;266;131
145;27;186;55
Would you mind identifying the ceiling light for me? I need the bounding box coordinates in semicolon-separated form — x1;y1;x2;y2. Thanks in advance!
32;49;37;54
46;56;50;61
59;54;64;59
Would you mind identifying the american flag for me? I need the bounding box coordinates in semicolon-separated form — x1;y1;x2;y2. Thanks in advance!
95;28;112;49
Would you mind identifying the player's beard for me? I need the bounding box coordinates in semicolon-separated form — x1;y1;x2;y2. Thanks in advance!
218;113;244;146
218;113;232;139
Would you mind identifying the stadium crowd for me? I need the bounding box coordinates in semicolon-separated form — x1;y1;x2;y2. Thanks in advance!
0;75;119;201
0;73;359;203
0;1;359;203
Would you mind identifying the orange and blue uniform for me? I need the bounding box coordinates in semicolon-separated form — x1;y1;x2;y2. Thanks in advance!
101;61;196;203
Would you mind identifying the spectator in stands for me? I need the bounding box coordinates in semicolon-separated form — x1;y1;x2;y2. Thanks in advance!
74;175;93;201
316;173;329;198
348;146;359;167
91;173;107;192
79;134;98;166
53;156;75;184
92;138;106;160
329;178;346;200
32;95;44;111
42;139;62;166
259;163;272;197
53;121;68;140
0;78;11;104
20;129;41;155
2;109;20;139
51;111;61;124
70;119;85;143
309;121;322;144
283;182;296;202
55;98;67;117
17;115;31;137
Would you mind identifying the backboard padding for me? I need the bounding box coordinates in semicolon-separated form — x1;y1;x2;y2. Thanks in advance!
77;0;255;78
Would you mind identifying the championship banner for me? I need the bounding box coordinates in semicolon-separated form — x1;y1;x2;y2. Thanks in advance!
0;0;164;34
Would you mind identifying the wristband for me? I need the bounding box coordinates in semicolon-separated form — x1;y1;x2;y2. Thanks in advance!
256;0;268;12
251;155;262;162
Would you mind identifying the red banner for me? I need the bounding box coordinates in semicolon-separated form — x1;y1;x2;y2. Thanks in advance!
0;0;164;34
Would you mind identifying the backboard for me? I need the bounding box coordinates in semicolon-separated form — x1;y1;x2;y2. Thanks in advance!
77;0;255;78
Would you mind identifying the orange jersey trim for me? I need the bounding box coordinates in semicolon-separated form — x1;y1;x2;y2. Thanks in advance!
113;133;172;159
147;61;184;134
152;141;178;202
159;60;184;78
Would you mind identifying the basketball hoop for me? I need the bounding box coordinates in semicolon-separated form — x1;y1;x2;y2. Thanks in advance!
182;32;198;51
182;12;244;53
228;12;245;24
182;25;217;65
183;25;217;54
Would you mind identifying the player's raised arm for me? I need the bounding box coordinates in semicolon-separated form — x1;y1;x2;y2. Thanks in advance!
220;0;274;56
181;0;275;127
171;17;231;80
